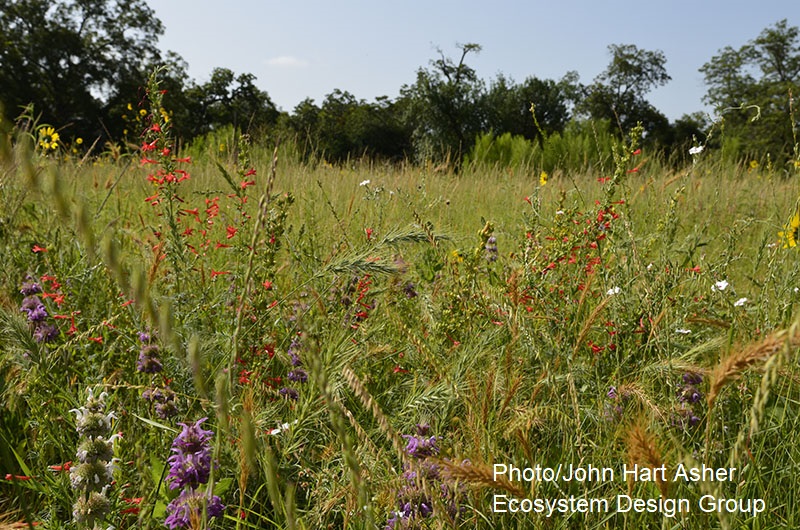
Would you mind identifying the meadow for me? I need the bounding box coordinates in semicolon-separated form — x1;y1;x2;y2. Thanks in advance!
2;97;800;530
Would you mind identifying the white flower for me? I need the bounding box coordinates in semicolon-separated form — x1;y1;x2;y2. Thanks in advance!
606;286;621;296
734;297;748;307
647;263;653;271
689;145;704;155
268;420;298;435
675;328;692;334
555;210;565;215
359;179;371;187
712;280;729;292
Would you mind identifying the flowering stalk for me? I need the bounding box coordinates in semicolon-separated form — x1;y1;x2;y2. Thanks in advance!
69;388;118;529
140;67;191;291
164;418;224;529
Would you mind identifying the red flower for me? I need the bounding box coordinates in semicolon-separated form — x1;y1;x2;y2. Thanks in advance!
240;180;256;189
88;336;103;344
226;226;237;239
175;156;191;163
210;270;229;278
365;228;373;241
524;196;532;205
632;148;642;156
262;280;273;290
627;167;640;174
32;245;47;253
48;461;72;472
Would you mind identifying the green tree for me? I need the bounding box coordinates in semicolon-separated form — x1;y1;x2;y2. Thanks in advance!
578;44;672;141
183;67;280;137
400;43;486;164
0;0;165;141
484;73;577;143
700;19;800;161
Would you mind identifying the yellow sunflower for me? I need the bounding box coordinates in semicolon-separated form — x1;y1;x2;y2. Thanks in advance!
539;170;549;186
38;126;60;151
779;211;800;248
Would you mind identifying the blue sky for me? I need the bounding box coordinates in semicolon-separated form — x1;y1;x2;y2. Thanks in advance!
148;1;798;120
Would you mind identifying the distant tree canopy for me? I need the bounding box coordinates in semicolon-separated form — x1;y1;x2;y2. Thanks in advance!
0;0;163;139
700;19;800;162
1;5;797;168
0;0;279;143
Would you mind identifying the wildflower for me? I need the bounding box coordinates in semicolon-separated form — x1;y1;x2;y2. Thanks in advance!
164;418;224;528
539;171;548;186
31;245;47;253
675;328;692;334
167;419;214;490
70;389;117;528
279;387;299;400
137;344;163;373
779;211;800;248
749;160;759;170
38;126;60;151
287;369;308;383
20;280;42;295
689;145;704;155
606;286;621;296
165;489;225;529
484;235;498;263
359;179;371;187
712;280;729;292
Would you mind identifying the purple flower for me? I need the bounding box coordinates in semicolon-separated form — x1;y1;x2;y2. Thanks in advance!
165;489;224;529
20;281;42;296
33;323;59;343
682;372;703;385
403;434;438;459
287;369;308;383
166;418;214;490
137;344;163;373
279;387;299;400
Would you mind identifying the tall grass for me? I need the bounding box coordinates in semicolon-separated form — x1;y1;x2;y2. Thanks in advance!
1;111;800;530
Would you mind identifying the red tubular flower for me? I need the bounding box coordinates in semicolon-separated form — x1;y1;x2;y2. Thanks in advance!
32;245;47;253
226;226;237;239
240;180;255;189
210;270;229;278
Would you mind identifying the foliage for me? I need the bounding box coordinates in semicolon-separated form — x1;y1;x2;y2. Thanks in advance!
400;43;487;164
700;19;800;163
0;0;165;142
578;44;673;145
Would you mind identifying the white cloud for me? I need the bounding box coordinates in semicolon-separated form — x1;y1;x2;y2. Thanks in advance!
266;56;309;68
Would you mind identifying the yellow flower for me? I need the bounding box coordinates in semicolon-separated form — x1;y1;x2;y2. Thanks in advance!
160;108;170;123
127;103;133;111
139;108;147;117
539;171;548;186
450;249;464;263
38;126;60;151
76;137;83;145
779;211;800;248
749;160;759;170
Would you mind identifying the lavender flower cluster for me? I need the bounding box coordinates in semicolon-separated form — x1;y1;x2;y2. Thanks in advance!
674;372;704;428
165;418;224;529
484;235;498;263
69;388;119;528
136;331;178;419
280;335;308;400
19;278;58;343
604;386;631;422
386;424;465;529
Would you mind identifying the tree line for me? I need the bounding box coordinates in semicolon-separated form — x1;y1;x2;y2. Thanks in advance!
1;1;798;167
